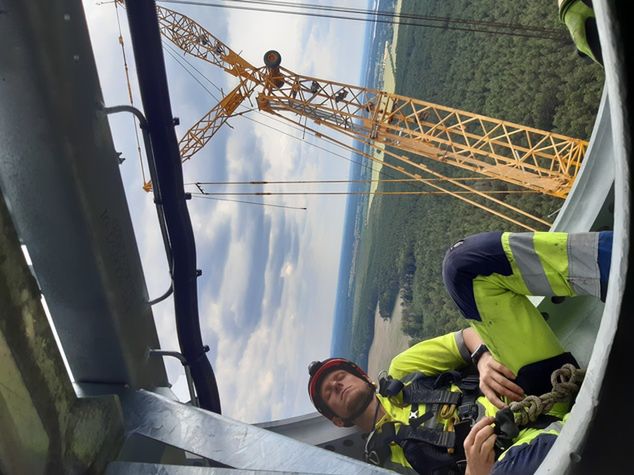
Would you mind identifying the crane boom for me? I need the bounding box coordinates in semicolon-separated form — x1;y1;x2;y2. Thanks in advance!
179;83;255;161
257;72;585;198
157;6;259;80
148;3;589;228
155;6;282;160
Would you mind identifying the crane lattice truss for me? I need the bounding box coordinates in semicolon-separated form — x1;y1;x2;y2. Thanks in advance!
156;5;588;230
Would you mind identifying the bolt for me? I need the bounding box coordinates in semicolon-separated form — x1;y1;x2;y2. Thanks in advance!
173;117;180;126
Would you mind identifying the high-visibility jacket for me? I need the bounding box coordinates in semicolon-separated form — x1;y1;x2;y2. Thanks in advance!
371;230;612;474
372;332;569;474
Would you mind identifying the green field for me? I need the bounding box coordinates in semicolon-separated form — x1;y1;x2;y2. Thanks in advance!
349;0;604;361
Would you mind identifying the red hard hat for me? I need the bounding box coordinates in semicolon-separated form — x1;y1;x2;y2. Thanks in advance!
307;358;372;421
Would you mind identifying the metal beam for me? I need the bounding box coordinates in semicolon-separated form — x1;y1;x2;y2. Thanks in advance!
0;0;167;388
119;390;391;474
107;461;309;474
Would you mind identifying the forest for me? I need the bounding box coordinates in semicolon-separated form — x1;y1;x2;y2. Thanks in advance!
349;0;604;362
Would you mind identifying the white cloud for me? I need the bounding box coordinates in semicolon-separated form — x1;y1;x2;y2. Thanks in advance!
83;0;369;422
281;262;294;277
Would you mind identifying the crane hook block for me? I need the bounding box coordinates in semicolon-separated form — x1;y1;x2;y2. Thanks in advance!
263;50;284;88
263;50;282;68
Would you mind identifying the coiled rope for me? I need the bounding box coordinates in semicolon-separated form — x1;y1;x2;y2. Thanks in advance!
509;364;585;426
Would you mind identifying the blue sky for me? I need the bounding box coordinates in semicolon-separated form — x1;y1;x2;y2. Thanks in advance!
83;0;370;422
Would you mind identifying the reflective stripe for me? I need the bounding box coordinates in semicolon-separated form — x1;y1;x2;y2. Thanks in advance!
568;232;601;297
454;330;471;364
508;233;554;296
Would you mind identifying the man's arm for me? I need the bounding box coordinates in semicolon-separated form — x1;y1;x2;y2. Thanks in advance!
462;328;524;408
388;332;470;379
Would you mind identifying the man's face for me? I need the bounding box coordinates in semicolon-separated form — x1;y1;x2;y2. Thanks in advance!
319;369;372;425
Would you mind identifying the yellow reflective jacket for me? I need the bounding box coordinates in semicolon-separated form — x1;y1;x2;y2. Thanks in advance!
373;331;568;473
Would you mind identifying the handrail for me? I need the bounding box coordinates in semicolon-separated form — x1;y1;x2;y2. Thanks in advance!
103;104;174;306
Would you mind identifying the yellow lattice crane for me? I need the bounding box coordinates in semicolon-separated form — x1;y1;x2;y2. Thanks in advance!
153;5;588;230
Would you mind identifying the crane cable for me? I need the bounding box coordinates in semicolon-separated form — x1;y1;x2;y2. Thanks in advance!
188;177;499;186
191;194;306;210
220;0;562;35
190;190;538;197
113;1;149;188
158;0;567;41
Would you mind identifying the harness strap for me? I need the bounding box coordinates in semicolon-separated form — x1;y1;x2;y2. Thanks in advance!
381;370;480;406
397;424;457;449
409;407;435;428
457;374;479;393
403;386;462;406
494;408;564;455
370;369;483;469
366;419;462;464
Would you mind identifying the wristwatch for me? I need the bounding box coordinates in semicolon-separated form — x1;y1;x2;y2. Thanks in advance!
470;344;489;366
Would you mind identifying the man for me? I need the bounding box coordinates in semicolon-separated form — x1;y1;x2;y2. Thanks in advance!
308;230;612;474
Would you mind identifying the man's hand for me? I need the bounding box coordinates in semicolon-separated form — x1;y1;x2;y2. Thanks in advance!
477;352;524;408
464;417;497;475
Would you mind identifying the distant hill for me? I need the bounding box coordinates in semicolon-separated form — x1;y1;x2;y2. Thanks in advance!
329;20;391;366
330;147;371;359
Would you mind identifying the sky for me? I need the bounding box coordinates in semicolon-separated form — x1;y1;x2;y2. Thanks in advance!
82;0;370;422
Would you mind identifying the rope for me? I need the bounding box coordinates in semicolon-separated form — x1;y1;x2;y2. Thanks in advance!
509;364;585;426
113;1;149;189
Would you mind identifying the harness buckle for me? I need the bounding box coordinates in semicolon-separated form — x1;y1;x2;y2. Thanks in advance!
493;407;520;454
457;403;479;422
379;376;404;397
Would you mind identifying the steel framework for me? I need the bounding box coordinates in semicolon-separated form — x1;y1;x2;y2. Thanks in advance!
154;5;589;230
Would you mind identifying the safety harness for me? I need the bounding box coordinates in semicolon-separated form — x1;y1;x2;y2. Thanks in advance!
365;364;585;475
365;369;481;475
